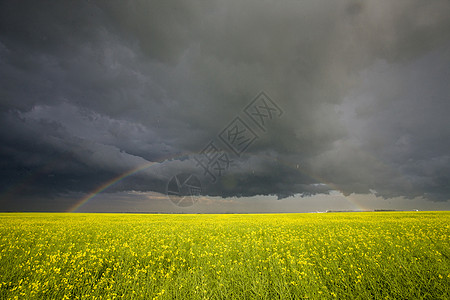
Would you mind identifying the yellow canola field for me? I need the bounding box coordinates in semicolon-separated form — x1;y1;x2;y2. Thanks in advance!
0;212;449;299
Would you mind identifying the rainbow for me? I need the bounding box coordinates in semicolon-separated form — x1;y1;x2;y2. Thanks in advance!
66;150;375;212
67;161;158;212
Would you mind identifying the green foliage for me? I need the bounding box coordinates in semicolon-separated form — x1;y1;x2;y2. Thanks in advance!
0;212;449;299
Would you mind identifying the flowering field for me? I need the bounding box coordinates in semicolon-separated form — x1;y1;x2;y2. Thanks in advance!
0;212;449;299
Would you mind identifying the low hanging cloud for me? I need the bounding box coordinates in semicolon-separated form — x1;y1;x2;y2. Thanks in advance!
1;0;450;211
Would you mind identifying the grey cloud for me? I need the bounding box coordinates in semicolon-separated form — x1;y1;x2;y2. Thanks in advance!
321;44;450;201
1;0;450;211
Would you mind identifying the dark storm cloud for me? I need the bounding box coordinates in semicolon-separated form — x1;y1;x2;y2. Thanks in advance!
1;0;450;210
325;46;450;201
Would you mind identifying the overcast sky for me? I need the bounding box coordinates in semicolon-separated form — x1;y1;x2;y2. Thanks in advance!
1;0;449;212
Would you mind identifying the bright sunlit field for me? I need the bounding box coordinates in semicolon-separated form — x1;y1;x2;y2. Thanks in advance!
0;212;449;299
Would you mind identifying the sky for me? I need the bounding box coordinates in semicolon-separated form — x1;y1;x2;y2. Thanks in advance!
0;0;449;213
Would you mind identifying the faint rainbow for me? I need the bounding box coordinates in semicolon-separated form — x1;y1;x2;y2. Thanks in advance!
68;161;158;212
297;174;370;211
68;149;384;213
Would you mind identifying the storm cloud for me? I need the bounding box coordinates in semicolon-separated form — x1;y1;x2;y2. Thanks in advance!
1;0;449;211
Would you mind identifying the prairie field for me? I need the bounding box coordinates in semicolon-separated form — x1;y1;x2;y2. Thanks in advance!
0;212;449;299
